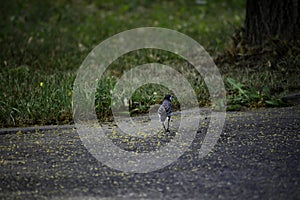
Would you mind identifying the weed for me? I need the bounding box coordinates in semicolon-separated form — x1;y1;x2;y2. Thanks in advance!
226;77;288;110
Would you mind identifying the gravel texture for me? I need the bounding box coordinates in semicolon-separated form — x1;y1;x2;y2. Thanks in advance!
0;105;299;199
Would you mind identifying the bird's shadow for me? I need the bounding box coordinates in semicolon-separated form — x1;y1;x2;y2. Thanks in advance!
157;129;177;140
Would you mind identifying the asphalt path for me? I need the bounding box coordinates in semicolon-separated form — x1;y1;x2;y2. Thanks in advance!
0;105;299;199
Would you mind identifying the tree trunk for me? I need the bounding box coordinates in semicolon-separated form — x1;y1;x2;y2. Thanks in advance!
245;0;300;45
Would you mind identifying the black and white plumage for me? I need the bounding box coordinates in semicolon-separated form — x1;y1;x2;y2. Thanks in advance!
158;95;173;132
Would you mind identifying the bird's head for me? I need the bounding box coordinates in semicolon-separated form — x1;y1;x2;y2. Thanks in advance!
164;94;172;101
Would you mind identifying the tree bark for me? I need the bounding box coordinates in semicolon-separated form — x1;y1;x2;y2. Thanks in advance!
245;0;300;45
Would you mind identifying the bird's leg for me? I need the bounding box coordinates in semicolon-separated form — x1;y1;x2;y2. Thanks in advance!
162;122;166;131
166;116;170;132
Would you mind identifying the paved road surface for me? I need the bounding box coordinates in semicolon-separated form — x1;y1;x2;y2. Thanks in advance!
0;105;299;199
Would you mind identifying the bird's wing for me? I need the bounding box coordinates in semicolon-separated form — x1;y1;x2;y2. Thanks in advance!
158;105;167;122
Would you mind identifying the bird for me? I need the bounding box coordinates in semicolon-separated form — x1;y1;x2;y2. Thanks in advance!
158;95;173;132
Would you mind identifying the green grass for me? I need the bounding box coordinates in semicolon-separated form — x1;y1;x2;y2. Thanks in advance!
0;66;74;126
0;0;299;128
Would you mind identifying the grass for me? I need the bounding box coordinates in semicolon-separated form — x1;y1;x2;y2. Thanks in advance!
0;0;299;128
0;66;74;126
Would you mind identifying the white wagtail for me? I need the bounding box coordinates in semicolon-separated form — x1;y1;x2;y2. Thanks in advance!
158;95;173;132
